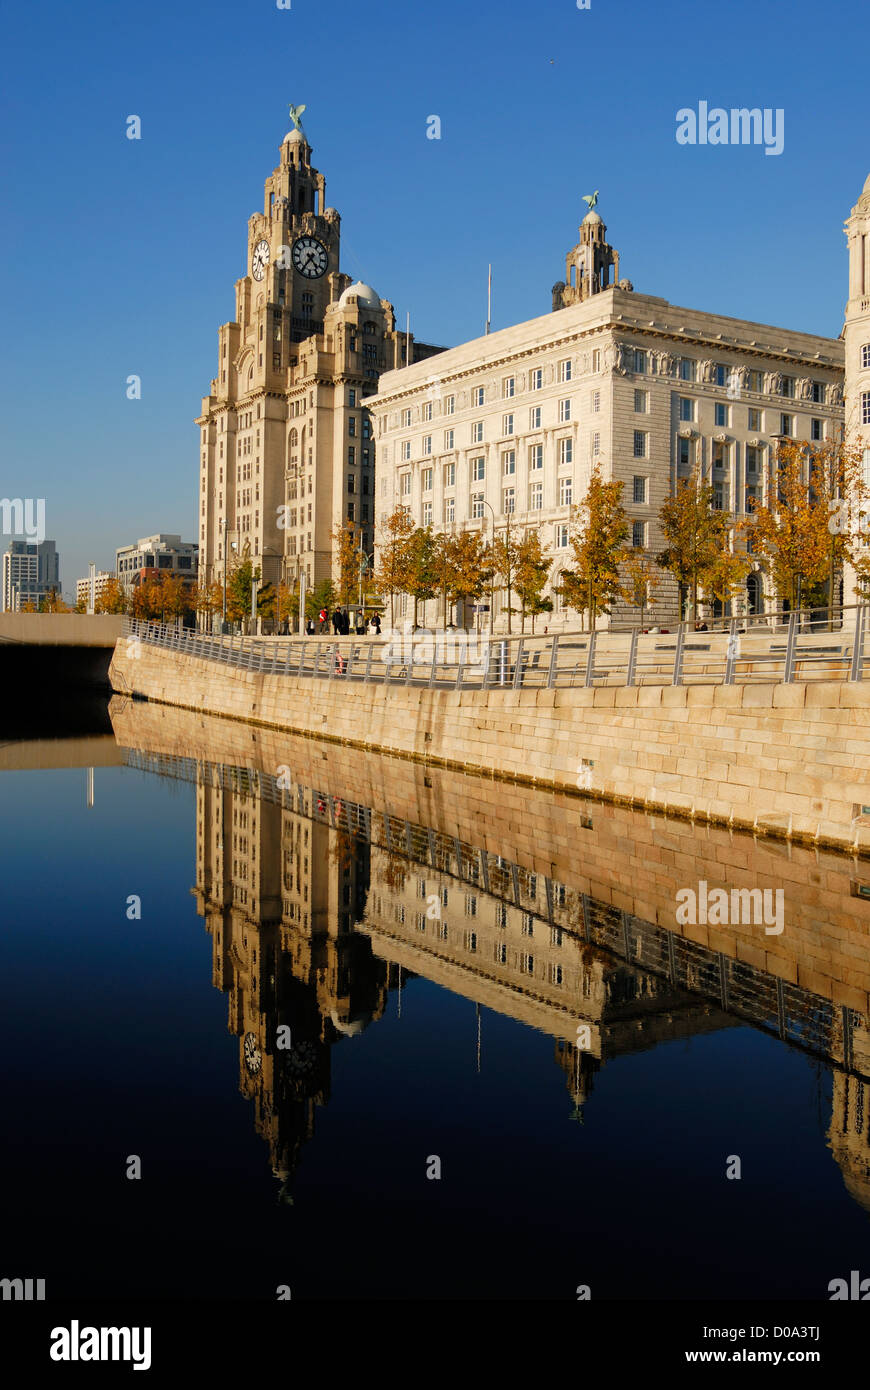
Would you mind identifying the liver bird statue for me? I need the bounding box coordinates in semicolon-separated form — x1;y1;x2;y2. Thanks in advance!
288;103;307;134
582;191;599;212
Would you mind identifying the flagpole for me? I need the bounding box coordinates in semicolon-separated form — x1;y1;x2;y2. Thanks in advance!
486;264;492;335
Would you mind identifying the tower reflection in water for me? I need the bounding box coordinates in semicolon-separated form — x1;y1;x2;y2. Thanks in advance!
178;752;870;1215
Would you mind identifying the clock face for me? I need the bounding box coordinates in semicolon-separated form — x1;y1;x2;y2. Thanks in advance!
292;236;328;279
251;239;270;281
243;1031;262;1075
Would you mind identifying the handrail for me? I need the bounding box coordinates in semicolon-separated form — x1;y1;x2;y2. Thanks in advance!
119;607;870;690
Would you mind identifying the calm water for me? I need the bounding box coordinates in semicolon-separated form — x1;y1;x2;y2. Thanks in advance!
1;704;869;1302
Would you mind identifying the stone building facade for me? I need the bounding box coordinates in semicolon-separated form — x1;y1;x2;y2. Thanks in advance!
843;172;870;604
369;208;845;630
195;118;443;614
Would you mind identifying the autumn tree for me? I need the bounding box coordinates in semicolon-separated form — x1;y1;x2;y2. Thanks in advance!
38;587;68;613
621;548;661;629
704;543;752;619
514;530;552;633
226;558;261;625
491;516;525;634
331;519;361;608
376;505;416;627
95;577;128;615
558;464;630;631
192;579;222;627
658;464;731;620
448;529;490;626
747;439;851;615
407;527;439;626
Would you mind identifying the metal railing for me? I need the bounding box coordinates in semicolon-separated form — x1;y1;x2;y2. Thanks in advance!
121;603;870;689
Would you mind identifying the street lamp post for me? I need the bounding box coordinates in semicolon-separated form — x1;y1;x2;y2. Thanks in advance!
481;500;496;638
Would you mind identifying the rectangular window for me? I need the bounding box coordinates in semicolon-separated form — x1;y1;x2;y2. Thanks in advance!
678;437;692;469
632;520;646;547
748;407;761;430
349;389;357;406
715;402;729;427
422;401;433;421
559;438;573;465
444;428;454;449
781;376;795;399
811;417;823;441
559;358;572;382
633;430;646;458
714;364;728;387
712;484;724;511
745;445;760;477
444;394;455;415
558;398;571;422
422;434;432;455
529;481;543;510
634;389;648;413
471;493;484;519
443;461;456;487
592;389;601;413
348;417;357;437
347;502;355;521
400;473;411;496
473;386;485;406
812;379;825;401
471;456;485;482
591;432;600;456
502;376;515;398
502;450;516;475
863;392;870;427
443;497;455;523
530;367;543;390
780;413;793;437
502;487;515;514
591;349;601;372
529;405;541;429
347;473;355;493
749;369;764;393
422;467;433;491
348;446;356;465
633;475;646;504
678;397;693;422
633;349;646;374
401;441;411;460
422;501;432;526
678;358;695;382
503;413;515;435
555;522;569;548
471;421;484;443
401;408;411;427
528;444;543;471
559;477;572;506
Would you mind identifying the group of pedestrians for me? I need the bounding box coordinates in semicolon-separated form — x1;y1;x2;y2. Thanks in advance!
305;610;381;636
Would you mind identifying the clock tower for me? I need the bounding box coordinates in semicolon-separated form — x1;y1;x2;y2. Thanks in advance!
196;110;445;619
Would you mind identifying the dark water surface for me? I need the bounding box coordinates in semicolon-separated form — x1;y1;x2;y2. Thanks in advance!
1;711;869;1302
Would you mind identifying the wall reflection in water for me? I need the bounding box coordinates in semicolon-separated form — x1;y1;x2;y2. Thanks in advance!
124;743;870;1218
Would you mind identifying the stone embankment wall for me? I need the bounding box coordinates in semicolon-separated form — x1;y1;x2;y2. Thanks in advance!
109;637;870;853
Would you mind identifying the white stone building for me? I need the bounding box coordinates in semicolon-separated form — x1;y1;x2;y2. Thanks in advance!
369;209;845;630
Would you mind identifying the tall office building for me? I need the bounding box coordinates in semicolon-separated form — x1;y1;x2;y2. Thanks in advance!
2;539;60;611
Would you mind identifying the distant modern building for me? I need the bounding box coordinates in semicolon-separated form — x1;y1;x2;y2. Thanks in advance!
2;539;60;611
116;534;198;593
75;569;115;609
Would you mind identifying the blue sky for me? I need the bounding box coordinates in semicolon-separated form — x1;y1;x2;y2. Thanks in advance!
1;0;867;594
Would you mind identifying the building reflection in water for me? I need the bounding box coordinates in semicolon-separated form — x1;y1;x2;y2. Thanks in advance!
138;750;870;1214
